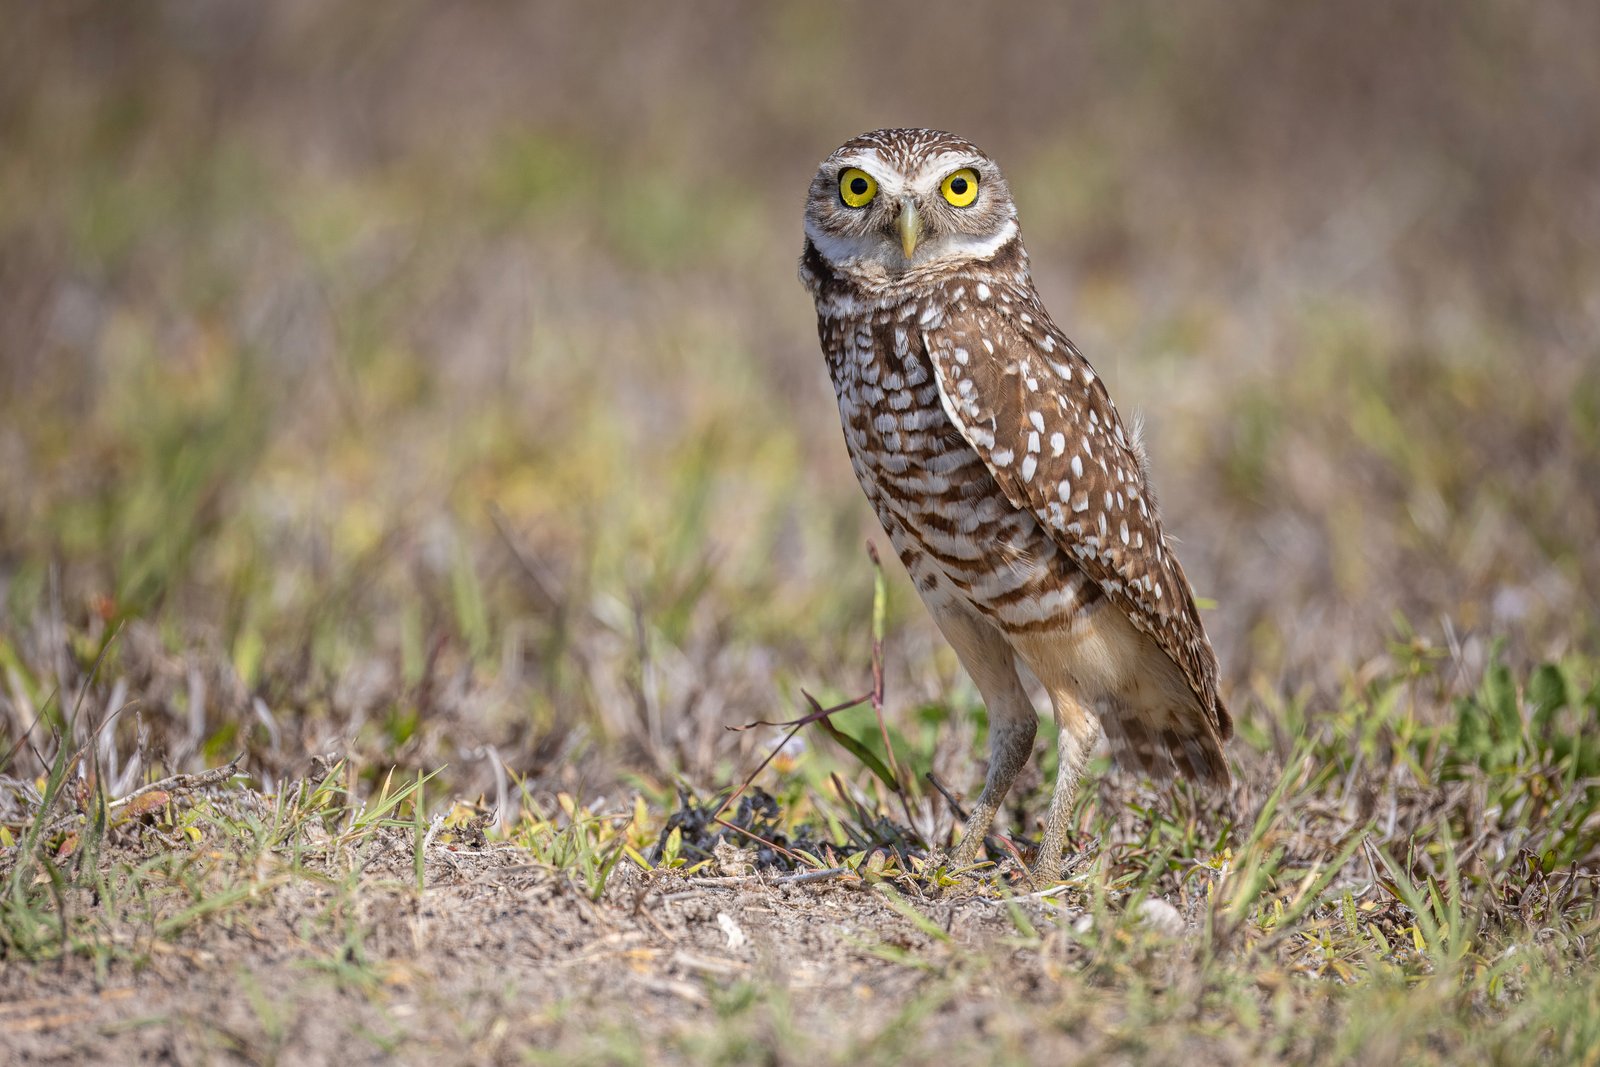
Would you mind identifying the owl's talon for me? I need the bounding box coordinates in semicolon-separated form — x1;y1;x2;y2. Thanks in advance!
1020;859;1073;889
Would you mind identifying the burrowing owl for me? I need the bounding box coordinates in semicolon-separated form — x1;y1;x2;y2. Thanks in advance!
799;128;1232;878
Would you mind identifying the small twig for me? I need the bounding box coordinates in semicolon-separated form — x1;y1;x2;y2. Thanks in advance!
112;753;245;814
660;865;857;894
996;835;1030;869
865;541;898;783
42;753;245;838
7;624;128;851
1009;882;1075;902
716;690;871;821
715;544;924;852
714;721;803;822
632;883;679;942
711;815;809;867
776;865;853;886
925;772;970;820
421;812;447;853
864;541;923;843
723;690;875;735
0;683;58;777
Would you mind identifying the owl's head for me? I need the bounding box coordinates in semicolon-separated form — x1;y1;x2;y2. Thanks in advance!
802;128;1020;286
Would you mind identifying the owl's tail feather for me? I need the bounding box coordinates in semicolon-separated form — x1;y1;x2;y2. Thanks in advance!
1102;706;1230;787
1214;696;1235;742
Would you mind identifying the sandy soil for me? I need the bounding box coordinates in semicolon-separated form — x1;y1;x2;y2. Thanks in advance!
1;814;1129;1066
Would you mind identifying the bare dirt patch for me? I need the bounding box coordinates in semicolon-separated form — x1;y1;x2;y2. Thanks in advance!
2;803;1118;1066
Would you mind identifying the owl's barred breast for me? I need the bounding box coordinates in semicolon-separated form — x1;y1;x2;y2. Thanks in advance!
820;295;1106;635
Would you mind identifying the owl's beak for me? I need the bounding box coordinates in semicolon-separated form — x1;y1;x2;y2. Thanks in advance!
896;198;923;259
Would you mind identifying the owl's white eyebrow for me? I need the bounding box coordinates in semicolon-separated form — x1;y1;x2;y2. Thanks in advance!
831;155;904;194
832;153;882;173
912;151;985;183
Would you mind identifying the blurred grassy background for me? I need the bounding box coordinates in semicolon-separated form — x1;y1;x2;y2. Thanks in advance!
1;1;1597;802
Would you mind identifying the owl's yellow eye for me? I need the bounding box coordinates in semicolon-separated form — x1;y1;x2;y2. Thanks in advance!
940;168;979;207
838;168;878;208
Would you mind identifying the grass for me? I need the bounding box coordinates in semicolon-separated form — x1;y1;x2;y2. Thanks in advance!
2;601;1595;1061
3;3;1600;1063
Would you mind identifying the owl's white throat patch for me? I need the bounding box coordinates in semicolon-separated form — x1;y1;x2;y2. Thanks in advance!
805;218;1019;284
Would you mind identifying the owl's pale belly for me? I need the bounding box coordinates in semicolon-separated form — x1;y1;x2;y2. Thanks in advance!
827;314;1104;635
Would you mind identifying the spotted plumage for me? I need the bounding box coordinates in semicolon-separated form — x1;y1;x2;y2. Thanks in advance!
800;128;1232;878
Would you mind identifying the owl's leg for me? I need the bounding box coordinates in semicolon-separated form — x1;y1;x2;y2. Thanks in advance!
929;603;1038;869
950;707;1036;868
1032;711;1097;882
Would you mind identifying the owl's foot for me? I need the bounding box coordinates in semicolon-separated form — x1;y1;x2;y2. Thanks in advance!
1016;825;1087;888
1023;844;1074;888
1021;725;1093;886
948;796;1002;869
1029;831;1067;885
924;854;1011;891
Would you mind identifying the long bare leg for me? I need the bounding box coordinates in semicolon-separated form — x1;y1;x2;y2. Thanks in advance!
930;602;1038;868
950;709;1036;867
1031;713;1097;881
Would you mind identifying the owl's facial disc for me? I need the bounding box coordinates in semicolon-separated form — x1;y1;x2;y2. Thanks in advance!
804;133;1019;283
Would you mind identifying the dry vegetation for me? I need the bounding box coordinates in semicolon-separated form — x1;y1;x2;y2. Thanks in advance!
1;3;1598;1063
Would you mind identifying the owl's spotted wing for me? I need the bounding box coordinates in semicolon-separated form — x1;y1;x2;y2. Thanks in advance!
923;296;1231;739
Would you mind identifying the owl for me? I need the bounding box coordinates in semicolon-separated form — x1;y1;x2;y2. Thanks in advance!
799;128;1232;879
